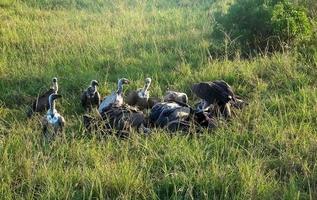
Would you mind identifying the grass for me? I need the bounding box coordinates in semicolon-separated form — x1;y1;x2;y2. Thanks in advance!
0;0;317;199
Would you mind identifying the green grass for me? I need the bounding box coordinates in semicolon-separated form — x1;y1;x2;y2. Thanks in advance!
0;0;317;199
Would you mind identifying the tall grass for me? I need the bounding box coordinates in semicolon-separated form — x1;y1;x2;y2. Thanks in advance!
0;0;317;199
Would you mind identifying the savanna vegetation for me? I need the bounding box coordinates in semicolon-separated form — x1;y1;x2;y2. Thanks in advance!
0;0;317;199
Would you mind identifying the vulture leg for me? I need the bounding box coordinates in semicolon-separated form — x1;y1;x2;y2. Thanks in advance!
221;103;232;119
41;117;49;139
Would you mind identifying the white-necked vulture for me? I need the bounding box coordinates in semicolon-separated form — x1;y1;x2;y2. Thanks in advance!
98;78;130;114
41;93;65;137
149;101;191;128
81;80;100;112
27;77;58;117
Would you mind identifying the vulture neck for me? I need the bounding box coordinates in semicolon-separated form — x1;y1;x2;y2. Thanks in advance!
141;83;150;97
142;82;151;94
48;96;56;114
117;79;123;95
52;82;58;92
91;84;97;93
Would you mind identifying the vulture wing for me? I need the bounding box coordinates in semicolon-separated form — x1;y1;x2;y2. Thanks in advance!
213;80;235;100
191;81;233;105
39;88;55;99
32;88;55;112
81;91;88;108
99;93;116;113
147;97;161;109
93;91;101;107
191;82;220;104
125;91;138;106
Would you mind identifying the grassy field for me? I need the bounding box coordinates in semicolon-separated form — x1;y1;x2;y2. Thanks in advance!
1;0;317;199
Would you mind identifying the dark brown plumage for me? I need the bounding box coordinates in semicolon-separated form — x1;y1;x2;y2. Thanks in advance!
102;104;148;133
147;97;161;108
81;80;100;112
82;114;111;136
126;90;147;109
149;101;216;132
27;77;58;118
191;80;234;106
191;80;238;119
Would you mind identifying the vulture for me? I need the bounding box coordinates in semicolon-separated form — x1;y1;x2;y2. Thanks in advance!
85;104;150;136
81;80;100;112
164;91;188;104
149;101;217;132
149;101;191;128
191;80;240;118
83;114;111;136
126;77;154;110
27;77;58;117
41;93;65;137
149;91;193;127
98;78;130;114
102;104;150;134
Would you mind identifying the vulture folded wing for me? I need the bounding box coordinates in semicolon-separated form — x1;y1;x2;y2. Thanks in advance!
213;80;235;101
32;88;56;112
81;91;88;107
191;82;220;104
99;93;116;113
148;97;161;108
39;88;56;99
125;91;138;106
93;92;101;106
149;103;166;124
129;112;146;128
209;82;233;104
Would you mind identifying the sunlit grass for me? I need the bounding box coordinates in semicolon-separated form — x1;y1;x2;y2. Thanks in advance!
0;0;317;199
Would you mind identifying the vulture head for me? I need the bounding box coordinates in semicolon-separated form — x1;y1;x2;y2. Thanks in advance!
91;80;99;87
119;78;130;85
51;77;58;92
87;80;99;97
116;78;130;96
145;77;151;85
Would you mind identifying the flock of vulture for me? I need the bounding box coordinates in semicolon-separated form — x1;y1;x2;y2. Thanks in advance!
27;77;247;138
